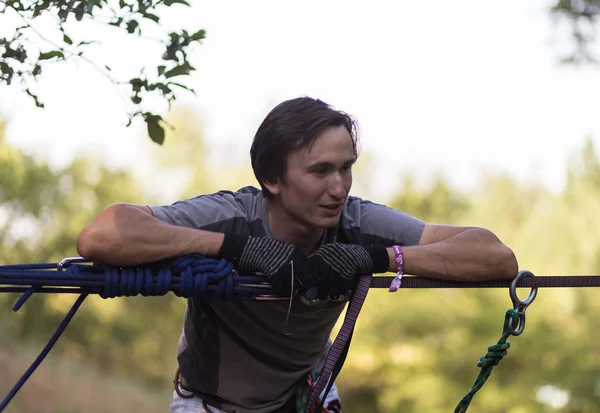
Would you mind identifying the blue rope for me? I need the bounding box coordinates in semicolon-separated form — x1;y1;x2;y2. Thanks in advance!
0;294;87;412
1;258;551;412
0;254;272;411
0;254;271;300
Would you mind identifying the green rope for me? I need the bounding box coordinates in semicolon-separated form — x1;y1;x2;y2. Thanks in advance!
454;309;519;413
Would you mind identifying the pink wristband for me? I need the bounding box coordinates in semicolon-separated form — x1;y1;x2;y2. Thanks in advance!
388;245;404;292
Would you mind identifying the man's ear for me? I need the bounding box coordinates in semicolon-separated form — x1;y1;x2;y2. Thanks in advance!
263;179;281;196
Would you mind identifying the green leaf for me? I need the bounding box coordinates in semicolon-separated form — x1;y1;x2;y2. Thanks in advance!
75;4;85;20
32;2;49;18
129;77;144;92
143;13;160;23
144;114;165;145
0;61;11;75
39;51;65;60
58;8;68;21
110;17;124;27
63;34;73;45
167;82;196;94
25;88;44;108
191;29;206;41
163;0;190;6
126;20;139;34
153;82;173;96
86;0;102;15
163;62;195;78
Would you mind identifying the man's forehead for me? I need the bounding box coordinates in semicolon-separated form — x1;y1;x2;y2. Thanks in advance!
285;126;355;163
300;149;356;167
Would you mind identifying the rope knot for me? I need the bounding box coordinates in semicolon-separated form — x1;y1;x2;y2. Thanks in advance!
476;342;510;368
454;312;517;413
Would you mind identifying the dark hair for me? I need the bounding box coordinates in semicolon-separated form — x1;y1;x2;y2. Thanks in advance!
250;96;360;199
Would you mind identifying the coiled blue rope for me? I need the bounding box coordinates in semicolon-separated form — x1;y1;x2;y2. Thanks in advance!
0;254;273;411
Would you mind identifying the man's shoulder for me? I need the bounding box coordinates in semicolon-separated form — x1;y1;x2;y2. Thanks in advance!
344;195;381;208
213;186;263;215
190;186;262;208
341;195;386;225
151;186;264;230
339;194;425;246
187;186;265;224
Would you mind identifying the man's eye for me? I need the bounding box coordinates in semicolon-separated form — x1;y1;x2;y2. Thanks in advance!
314;169;328;176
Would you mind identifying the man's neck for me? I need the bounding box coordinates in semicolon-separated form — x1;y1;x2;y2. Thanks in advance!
266;200;324;255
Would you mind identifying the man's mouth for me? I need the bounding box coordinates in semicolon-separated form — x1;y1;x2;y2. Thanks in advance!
320;203;342;212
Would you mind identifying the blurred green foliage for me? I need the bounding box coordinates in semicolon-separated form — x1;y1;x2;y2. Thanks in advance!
339;138;600;412
2;115;600;412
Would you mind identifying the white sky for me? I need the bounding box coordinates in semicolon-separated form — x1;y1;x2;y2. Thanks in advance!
1;0;599;203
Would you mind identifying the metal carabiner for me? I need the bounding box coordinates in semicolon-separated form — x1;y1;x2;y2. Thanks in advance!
505;270;538;336
57;256;88;271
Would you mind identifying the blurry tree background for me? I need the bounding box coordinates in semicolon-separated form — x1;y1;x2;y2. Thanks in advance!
2;111;600;412
0;109;253;412
340;138;600;413
1;1;600;413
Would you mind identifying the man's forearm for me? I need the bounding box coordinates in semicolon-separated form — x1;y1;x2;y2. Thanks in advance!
77;204;224;266
386;228;518;281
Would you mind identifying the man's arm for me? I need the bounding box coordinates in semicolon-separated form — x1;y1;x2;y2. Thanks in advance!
308;224;518;299
386;224;518;281
77;203;224;266
77;203;308;297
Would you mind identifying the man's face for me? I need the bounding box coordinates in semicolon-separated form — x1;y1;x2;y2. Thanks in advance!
266;125;355;230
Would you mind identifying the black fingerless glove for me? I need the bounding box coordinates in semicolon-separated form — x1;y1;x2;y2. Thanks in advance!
218;234;310;296
308;243;390;299
311;243;389;277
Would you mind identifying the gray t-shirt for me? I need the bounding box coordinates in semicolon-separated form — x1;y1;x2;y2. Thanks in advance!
150;186;425;413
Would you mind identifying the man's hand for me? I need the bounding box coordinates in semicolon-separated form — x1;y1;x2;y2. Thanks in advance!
308;243;390;299
218;235;314;296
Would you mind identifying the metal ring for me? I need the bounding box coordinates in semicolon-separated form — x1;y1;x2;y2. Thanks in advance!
510;270;537;310
506;270;537;336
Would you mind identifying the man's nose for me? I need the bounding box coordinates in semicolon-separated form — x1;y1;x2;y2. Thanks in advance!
328;173;347;199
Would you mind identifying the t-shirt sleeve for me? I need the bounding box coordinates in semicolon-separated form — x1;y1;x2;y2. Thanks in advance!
149;191;246;232
348;198;425;247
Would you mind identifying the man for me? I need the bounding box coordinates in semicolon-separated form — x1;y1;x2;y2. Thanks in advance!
76;97;518;413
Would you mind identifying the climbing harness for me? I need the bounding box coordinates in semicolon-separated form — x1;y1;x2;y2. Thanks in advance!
1;255;600;412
